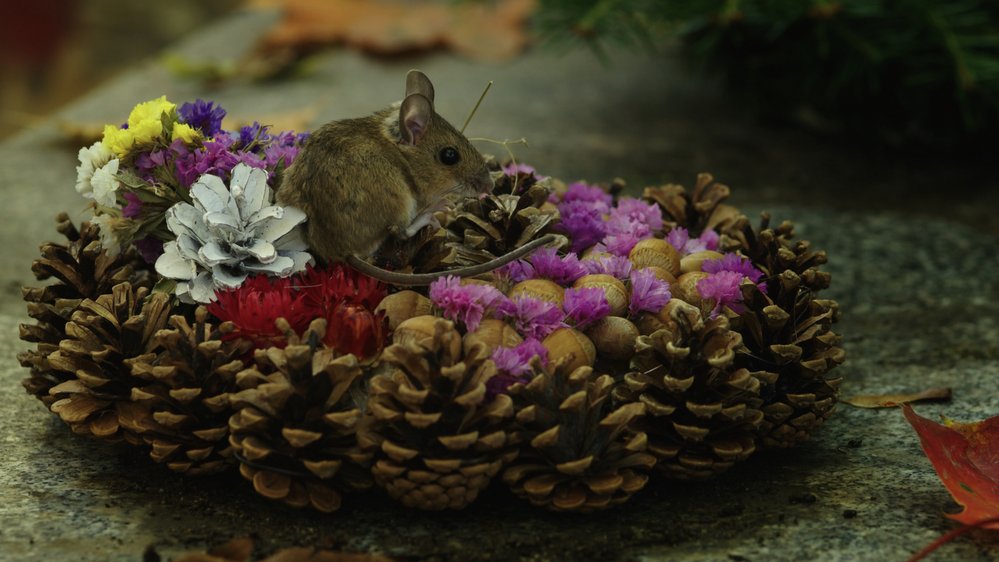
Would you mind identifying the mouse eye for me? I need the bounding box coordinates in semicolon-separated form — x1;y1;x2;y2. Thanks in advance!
439;147;461;166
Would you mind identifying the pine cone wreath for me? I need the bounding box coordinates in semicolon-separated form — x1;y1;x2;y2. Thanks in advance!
19;213;151;405
43;282;171;444
125;307;253;475
502;358;656;512
642;173;749;251
614;299;766;480
359;316;517;510
228;318;370;513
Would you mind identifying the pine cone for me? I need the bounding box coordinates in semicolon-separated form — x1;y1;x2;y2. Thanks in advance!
614;300;766;480
360;317;516;510
19;213;151;405
378;180;559;274
503;358;656;512
717;213;844;448
228;319;370;513
126;307;253;475
642;173;749;251
44;282;172;443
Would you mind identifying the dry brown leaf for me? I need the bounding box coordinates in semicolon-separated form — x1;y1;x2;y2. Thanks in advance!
842;387;952;409
251;0;536;61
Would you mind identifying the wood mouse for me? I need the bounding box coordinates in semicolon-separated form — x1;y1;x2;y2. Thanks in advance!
277;69;556;286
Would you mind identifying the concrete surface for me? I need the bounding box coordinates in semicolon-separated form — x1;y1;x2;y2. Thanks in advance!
2;8;999;562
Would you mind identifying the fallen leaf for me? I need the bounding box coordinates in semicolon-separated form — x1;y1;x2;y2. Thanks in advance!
843;387;952;408
251;0;537;61
902;404;999;529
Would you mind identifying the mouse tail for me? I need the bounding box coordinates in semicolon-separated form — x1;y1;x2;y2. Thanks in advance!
345;234;565;287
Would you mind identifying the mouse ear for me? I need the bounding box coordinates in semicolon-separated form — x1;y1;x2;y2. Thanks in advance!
406;69;435;104
399;94;433;146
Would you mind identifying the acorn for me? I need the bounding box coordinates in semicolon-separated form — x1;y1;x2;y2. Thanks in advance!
633;312;665;336
573;274;628;317
463;318;523;356
581;248;613;261
585;316;640;361
642;265;678;286
509;279;565;307
629;238;681;277
393;315;461;357
542;328;596;372
680;250;724;274
375;290;432;331
672;272;710;307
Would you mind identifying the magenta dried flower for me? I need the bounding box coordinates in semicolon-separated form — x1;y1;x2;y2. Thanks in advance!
530;247;587;285
562;181;613;212
556;199;606;252
702;253;765;283
429;275;510;332
667;227;720;255
697;270;747;316
583;254;633;279
495;259;536;284
487;338;547;398
602;211;653;256
122;192;143;218
563;287;611;329
629;268;672;316
611;198;663;233
499;296;565;340
503;162;536;176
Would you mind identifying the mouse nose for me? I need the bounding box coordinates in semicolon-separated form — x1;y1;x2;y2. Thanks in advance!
476;169;494;194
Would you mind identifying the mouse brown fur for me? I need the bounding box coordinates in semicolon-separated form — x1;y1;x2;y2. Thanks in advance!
277;70;556;286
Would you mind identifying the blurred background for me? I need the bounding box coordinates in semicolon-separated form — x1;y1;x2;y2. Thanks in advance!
3;0;997;148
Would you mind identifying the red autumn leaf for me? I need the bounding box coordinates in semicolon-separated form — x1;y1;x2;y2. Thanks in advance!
903;404;999;529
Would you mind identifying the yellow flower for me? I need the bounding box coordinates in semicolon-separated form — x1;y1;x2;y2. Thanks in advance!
171;122;202;145
127;96;175;129
101;95;177;157
102;125;135;158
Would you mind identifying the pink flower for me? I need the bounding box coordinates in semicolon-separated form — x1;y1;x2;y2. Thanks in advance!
612;198;663;233
499;296;565;340
487;338;548;398
667;227;720;255
556;199;606;252
583;254;633;279
530;248;587;285
429;276;510;332
495;260;535;284
702;253;765;283
122;192;143;218
562;181;613;213
563;287;611;329
602;210;652;256
697;270;746;316
629;268;672;316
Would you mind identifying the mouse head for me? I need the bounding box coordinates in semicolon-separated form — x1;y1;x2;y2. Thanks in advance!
395;70;493;203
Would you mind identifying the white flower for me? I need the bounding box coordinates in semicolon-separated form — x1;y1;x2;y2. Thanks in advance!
155;163;313;303
91;159;121;208
75;141;113;197
90;214;122;256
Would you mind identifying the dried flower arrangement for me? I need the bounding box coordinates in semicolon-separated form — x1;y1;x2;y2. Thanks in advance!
18;96;844;513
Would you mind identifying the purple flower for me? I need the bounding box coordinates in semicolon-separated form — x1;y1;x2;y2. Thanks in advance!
602;210;652;256
499;296;564;340
697;270;746;316
429;276;510;332
178;99;226;137
502;162;536;176
562;181;613;213
629;268;672;316
583;254;633;279
556;200;606;252
491;338;548;377
702;253;765;283
529;247;587;285
237;122;270;149
134;148;168;182
611;198;663;233
487;338;548;398
667;227;720;255
173;138;240;187
122;192;143;218
563;287;611;329
133;236;164;264
495;260;535;284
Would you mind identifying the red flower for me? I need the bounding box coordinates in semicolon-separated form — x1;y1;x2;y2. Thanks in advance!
207;264;388;359
207;275;313;349
324;302;387;360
